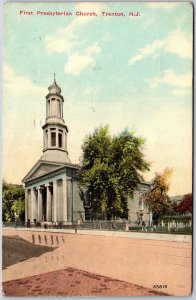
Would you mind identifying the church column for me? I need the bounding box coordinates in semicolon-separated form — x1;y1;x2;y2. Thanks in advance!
37;187;43;222
31;188;37;222
27;189;31;221
62;131;65;149
65;133;67;151
67;178;73;222
53;180;58;223
62;177;68;222
34;188;38;220
30;189;34;223
43;133;45;149
25;189;28;223
63;132;67;152
46;184;52;222
56;128;58;147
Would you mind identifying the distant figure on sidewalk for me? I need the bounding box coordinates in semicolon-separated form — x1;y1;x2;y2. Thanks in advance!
142;221;147;231
125;221;130;231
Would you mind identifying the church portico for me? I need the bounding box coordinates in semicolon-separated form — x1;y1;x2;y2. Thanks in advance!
25;176;74;224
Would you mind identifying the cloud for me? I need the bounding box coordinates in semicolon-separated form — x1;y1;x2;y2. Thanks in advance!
64;42;101;75
3;65;46;183
44;2;107;54
45;36;76;54
129;40;165;65
65;95;192;196
44;3;105;76
164;29;192;59
4;65;46;98
147;69;192;89
172;89;191;96
128;29;192;66
86;42;101;55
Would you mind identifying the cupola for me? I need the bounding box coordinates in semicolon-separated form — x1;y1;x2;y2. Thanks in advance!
48;75;61;95
40;75;70;164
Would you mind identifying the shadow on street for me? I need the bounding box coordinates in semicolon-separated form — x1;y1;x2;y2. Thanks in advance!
2;235;57;270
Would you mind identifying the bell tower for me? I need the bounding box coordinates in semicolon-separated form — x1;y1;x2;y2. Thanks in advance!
41;75;70;163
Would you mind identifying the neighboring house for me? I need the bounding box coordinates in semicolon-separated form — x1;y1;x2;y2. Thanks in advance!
128;183;152;226
170;195;184;206
22;77;151;225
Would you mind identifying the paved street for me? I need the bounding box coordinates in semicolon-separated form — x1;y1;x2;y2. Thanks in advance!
2;228;192;296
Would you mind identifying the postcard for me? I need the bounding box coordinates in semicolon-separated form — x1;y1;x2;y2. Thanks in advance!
2;1;193;297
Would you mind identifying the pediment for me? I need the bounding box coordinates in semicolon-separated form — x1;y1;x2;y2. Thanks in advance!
23;160;63;182
30;163;61;179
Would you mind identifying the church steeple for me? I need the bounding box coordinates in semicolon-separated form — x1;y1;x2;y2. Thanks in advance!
41;76;70;163
48;73;61;95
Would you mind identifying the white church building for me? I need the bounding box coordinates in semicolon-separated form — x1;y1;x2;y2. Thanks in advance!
22;77;84;225
22;77;151;226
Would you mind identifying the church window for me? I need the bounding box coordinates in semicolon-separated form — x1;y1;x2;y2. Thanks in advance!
58;133;62;148
51;129;56;146
48;101;50;116
57;100;61;117
45;130;48;148
51;98;55;115
65;132;67;149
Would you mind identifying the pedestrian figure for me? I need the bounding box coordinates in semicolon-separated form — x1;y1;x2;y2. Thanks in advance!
125;222;129;231
142;221;146;231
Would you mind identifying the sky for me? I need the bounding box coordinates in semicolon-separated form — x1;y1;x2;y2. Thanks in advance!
3;2;193;196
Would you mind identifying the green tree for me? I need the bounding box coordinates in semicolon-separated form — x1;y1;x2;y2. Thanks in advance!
79;125;150;220
143;168;173;223
2;180;25;222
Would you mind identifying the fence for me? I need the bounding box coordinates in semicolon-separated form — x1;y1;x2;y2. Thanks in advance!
3;221;127;231
3;220;192;234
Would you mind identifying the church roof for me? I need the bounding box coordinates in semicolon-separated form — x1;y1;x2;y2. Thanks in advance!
22;159;79;185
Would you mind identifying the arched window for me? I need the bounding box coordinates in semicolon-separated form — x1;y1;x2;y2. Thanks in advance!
57;100;61;117
51;128;56;146
61;103;63;118
51;98;55;115
48;100;50;116
65;132;67;149
45;130;48;148
58;129;63;148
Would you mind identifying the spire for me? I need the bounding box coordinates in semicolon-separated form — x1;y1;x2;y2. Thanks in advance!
48;73;61;94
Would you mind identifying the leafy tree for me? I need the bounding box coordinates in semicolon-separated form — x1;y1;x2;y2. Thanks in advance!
175;193;192;214
143;168;173;223
79;125;150;220
2;180;25;222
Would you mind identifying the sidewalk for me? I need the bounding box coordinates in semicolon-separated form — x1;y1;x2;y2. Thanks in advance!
3;226;192;242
